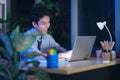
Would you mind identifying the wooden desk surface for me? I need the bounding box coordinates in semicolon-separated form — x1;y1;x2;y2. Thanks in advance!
41;58;120;75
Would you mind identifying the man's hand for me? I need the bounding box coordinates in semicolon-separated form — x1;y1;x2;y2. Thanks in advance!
36;53;47;58
58;50;72;59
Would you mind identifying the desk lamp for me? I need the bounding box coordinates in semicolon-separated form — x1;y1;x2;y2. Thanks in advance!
96;21;112;42
96;21;115;62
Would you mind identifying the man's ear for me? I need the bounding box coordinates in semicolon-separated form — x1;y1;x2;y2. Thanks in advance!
32;22;37;28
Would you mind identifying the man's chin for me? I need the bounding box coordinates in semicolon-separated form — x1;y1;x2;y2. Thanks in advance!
42;32;47;34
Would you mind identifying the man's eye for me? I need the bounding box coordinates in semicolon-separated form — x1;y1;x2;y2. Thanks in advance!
42;23;46;25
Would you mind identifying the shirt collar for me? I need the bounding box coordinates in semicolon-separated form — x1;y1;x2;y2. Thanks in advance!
26;27;48;39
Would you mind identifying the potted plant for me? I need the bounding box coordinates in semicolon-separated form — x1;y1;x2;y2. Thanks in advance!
0;26;51;80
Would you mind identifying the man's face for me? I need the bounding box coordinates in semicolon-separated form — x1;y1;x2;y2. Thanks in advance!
33;16;50;34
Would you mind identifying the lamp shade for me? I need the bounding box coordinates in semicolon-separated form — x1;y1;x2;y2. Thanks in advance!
96;21;112;42
96;21;106;30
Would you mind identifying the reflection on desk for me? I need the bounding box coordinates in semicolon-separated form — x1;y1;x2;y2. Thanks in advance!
40;57;120;75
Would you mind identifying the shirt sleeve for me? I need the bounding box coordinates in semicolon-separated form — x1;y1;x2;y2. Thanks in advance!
47;34;67;53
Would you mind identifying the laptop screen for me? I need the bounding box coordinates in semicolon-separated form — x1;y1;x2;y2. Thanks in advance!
69;36;96;61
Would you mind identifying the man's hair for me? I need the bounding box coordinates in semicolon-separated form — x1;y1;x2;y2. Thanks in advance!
30;5;52;23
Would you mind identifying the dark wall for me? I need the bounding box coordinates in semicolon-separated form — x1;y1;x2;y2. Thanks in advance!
52;0;71;50
10;0;34;32
78;0;115;49
11;0;34;18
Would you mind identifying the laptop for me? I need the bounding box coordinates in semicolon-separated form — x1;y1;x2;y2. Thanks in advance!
68;36;96;62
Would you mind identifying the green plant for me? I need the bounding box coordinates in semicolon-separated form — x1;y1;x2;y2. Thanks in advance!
0;26;51;80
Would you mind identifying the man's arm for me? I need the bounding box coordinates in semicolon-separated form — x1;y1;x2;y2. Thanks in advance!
47;34;67;53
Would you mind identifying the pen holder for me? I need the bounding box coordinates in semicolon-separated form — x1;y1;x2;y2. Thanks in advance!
47;54;58;69
100;41;115;63
102;51;111;63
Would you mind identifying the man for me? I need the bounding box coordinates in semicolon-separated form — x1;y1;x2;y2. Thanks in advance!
20;5;72;62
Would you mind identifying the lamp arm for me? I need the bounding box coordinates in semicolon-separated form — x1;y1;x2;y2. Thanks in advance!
104;24;112;42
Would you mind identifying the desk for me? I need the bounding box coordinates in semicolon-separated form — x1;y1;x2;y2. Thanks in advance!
41;58;120;80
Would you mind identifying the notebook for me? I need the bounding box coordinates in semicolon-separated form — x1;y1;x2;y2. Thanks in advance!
67;36;96;62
